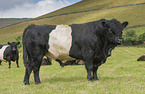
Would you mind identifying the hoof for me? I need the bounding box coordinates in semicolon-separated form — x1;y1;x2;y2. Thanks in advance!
87;77;93;82
93;78;99;80
61;64;64;67
61;66;64;68
89;80;93;82
24;81;30;85
35;82;41;85
25;83;30;85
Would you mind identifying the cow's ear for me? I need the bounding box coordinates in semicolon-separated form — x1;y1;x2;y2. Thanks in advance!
122;22;128;28
17;42;20;45
8;42;11;45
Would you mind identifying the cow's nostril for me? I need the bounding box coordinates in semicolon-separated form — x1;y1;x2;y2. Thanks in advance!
117;39;123;43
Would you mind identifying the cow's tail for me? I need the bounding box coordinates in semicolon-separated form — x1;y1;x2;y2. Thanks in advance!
23;44;27;67
22;27;29;67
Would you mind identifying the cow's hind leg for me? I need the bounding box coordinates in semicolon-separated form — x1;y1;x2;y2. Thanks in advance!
93;64;99;80
33;66;41;84
24;67;32;85
32;56;43;84
29;52;44;84
23;45;33;85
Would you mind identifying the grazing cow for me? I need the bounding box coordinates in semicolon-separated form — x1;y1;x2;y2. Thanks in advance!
23;19;128;85
64;60;84;66
0;42;20;68
137;55;145;61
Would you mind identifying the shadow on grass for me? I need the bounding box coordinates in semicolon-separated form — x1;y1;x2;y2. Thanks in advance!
42;76;85;83
42;75;132;84
100;75;136;81
28;76;135;85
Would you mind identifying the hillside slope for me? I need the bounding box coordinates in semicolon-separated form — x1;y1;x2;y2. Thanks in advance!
0;0;145;43
37;0;145;20
0;18;31;29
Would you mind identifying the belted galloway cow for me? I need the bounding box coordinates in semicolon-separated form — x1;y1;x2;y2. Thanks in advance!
23;19;128;85
0;42;20;68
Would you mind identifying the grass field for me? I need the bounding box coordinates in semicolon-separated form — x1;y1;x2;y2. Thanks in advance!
0;47;145;94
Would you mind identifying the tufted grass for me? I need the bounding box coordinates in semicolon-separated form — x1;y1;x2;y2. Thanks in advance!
0;47;145;94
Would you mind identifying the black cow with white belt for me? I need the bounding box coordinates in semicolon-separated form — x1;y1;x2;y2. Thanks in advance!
0;42;20;68
23;19;128;85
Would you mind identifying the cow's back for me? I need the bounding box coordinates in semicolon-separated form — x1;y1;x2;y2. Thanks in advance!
23;25;56;49
0;46;8;60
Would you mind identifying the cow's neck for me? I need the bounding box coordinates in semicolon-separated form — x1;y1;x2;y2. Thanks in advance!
96;36;116;65
103;38;116;55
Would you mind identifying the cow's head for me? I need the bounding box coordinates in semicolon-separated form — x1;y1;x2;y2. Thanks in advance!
101;19;128;45
8;42;20;52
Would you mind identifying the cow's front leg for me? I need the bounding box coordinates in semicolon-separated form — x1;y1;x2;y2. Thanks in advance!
84;61;93;81
93;64;99;80
16;59;19;68
0;60;2;65
8;61;11;68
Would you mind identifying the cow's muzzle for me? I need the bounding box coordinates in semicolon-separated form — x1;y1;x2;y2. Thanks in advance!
12;48;16;51
117;39;123;44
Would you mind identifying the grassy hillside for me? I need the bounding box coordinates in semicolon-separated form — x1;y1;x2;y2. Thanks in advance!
37;0;145;19
0;18;31;29
0;47;145;93
0;0;145;43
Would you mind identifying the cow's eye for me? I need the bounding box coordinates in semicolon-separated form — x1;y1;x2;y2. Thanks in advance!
109;29;115;35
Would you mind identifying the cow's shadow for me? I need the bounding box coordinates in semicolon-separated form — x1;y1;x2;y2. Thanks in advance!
99;76;136;81
42;76;125;84
42;76;85;83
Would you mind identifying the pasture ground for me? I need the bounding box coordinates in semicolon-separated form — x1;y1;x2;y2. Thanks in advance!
0;47;145;94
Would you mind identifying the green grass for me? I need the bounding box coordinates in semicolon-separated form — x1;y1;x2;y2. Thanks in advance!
0;47;145;94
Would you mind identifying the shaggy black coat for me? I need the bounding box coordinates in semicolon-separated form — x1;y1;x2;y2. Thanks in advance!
0;42;20;68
